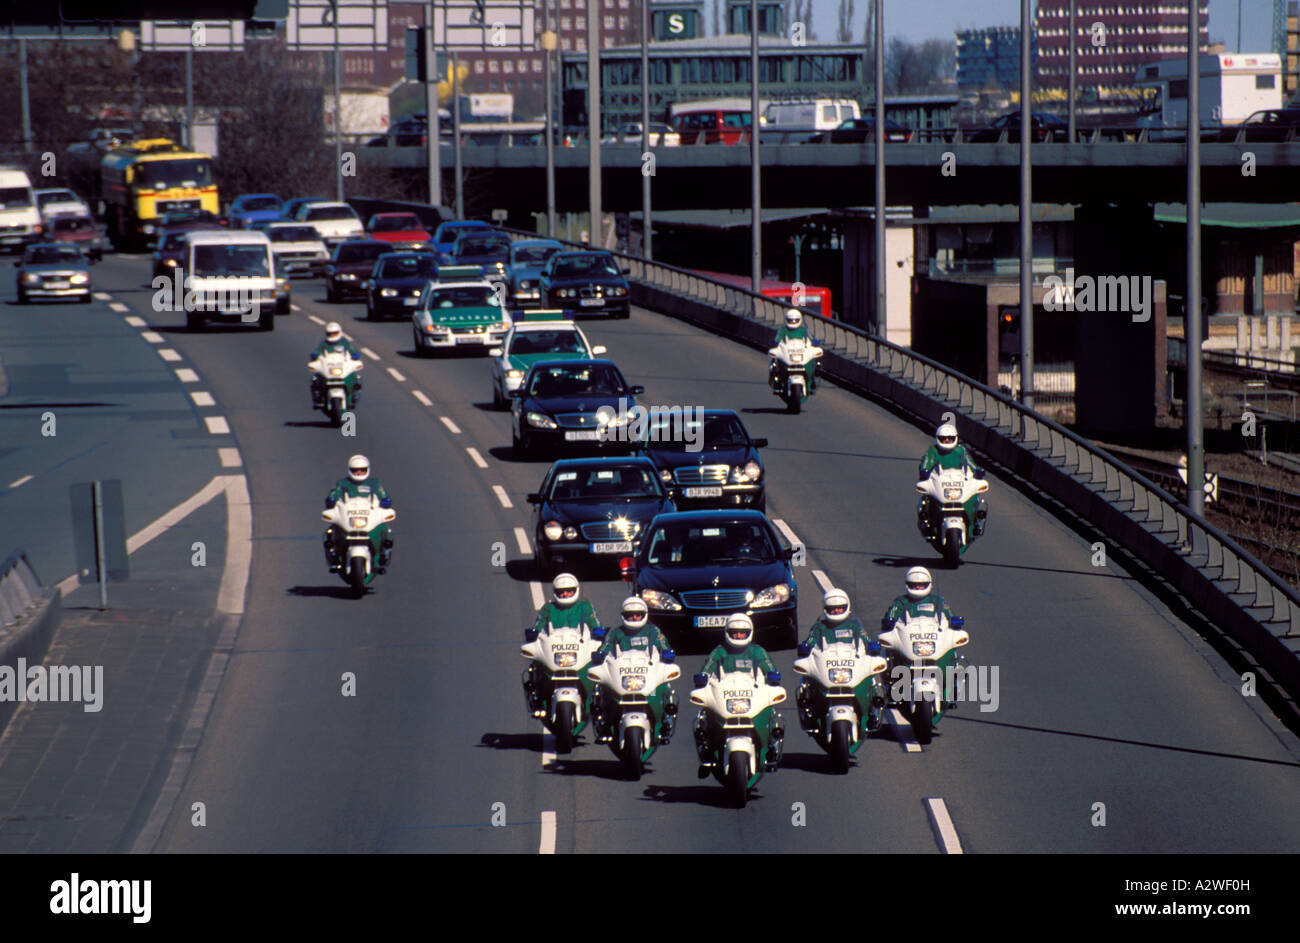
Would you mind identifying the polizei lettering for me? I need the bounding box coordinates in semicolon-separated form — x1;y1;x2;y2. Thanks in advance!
49;873;151;924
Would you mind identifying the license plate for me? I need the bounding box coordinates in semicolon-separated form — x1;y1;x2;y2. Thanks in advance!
404;298;417;305
564;430;601;442
455;334;484;343
695;615;730;628
590;541;633;553
579;298;604;307
1;237;19;244
682;486;723;498
46;281;70;289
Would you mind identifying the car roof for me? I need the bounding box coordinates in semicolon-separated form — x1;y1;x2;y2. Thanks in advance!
512;320;579;332
549;455;658;472
264;220;316;229
372;211;420;218
237;193;279;200
187;230;271;245
646;509;771;525
526;357;618;373
512;239;563;250
307;201;354;210
552;249;612;259
428;279;494;290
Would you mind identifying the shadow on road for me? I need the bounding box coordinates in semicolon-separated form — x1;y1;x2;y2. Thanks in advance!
477;732;545;754
286;584;369;599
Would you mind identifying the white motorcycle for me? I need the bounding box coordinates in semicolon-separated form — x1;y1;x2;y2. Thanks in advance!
587;645;680;780
768;337;824;414
793;636;889;773
691;667;787;807
916;465;989;565
321;493;395;597
520;622;605;754
308;350;363;427
877;612;969;746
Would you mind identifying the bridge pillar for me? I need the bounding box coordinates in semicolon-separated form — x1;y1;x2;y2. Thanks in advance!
1073;204;1168;435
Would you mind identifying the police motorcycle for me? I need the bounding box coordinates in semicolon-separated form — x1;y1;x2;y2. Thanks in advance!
521;620;606;754
917;465;989;565
793;634;890;773
308;349;363;427
586;641;680;781
877;611;969;746
321;494;394;597
768;336;824;414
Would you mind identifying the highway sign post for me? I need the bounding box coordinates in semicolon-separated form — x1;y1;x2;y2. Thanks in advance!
70;481;129;611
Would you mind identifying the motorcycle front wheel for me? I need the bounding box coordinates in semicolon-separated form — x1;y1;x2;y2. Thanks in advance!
786;387;802;414
942;528;962;567
622;727;644;781
348;557;367;598
726;752;749;808
329;398;343;427
830;718;853;773
910;700;933;745
554;701;575;754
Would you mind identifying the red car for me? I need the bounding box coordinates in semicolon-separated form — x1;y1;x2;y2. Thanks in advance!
43;214;108;261
365;212;432;251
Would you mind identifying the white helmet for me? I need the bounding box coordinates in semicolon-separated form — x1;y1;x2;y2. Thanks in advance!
325;321;343;342
347;454;370;482
552;572;580;607
620;596;648;630
724;613;754;650
905;566;933;600
935;422;958;453
822;588;851;624
785;308;802;329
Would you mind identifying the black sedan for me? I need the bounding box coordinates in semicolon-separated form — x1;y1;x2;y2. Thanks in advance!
810;117;912;143
510;359;644;458
363;251;438;320
628;510;798;651
1214;108;1300;142
968;112;1070;143
451;230;512;281
526;456;676;578
324;239;390;302
540;251;631;319
636;409;768;513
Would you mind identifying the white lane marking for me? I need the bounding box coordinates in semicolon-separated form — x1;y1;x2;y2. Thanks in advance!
361;347;380;361
492;485;512;509
190;391;216;407
439;416;461;434
386;367;406;382
811;569;833;592
124;315;147;327
158;348;182;362
308;314;325;325
140;331;164;344
466;447;489;469
204;416;231;435
412;390;432;406
217;476;253;615
772;517;800;547
290;304;301;312
93;291;111;301
530;581;545;609
7;474;33;489
539;810;557;854
925;798;964;855
174;368;200;383
218;448;242;468
541;732;556;768
109;301;129;312
888;708;923;753
514;527;531;556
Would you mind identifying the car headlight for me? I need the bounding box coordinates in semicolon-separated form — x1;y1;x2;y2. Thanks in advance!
751;583;791;608
543;521;563;540
518;280;532;289
726;697;751;715
380;288;397;297
560;288;576;298
659;469;673;483
527;411;558;429
730;461;762;483
641;589;682;611
609;286;627;296
21;273;39;284
563;526;578;539
337;273;356;280
602;412;631;428
506;369;525;380
68;273;88;284
142;224;155;234
912;640;936;657
165;258;178;267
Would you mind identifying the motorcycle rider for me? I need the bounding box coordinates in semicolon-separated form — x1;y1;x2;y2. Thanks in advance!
590;596;678;744
881;566;957;629
522;573;601;719
769;308;818;392
916;421;988;539
797;588;884;733
310;321;363;409
694;613;786;777
322;454;393;573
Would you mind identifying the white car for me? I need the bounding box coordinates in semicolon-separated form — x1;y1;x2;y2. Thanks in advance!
35;188;91;224
259;221;329;277
296;201;364;248
411;280;511;356
602;122;681;147
487;315;606;408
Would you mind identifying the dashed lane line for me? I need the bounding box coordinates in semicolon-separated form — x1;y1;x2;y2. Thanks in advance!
412;390;432;406
307;314;325;325
386;367;406;382
218;448;242;468
203;416;231;435
174;368;200;383
529;581;545;609
440;416;461;434
539;810;557;854
514;527;531;556
158;348;183;362
140;331;164;344
7;474;33;489
124;315;147;327
888;709;923;753
772;517;801;548
492;485;513;509
811;569;833;592
190;391;216;407
924;798;964;854
109;301;130;312
361;347;380;361
466;448;489;469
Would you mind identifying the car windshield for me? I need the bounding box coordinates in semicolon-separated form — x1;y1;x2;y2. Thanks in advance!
428;286;496;308
552;254;620;277
192;244;270;277
643;414;748;452
306;206;358;221
51;216;95;232
26;245;83;264
336;243;387;263
240;196;280;211
528;363;623;397
645;520;777;567
441;225;486;242
510;330;586;356
137;158;212;191
269;226;319;243
512;245;559;264
371;215;422;232
457;235;510;256
380;256;438;278
37;190;78;206
0;187;33;209
547;466;661;501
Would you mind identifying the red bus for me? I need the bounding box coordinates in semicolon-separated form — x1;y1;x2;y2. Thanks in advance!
689;269;833;320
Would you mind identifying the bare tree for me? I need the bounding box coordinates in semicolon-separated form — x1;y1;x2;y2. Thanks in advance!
836;0;855;44
884;37;953;94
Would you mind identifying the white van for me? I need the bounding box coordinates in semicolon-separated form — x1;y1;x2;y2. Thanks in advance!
0;168;43;253
1136;53;1282;137
763;99;861;133
183;230;279;331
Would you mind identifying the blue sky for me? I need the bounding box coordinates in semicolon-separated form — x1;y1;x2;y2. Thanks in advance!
800;0;1276;49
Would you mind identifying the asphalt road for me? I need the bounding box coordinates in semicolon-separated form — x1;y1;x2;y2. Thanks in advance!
77;254;1300;853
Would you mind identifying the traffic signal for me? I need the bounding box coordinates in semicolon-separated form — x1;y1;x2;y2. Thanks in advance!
406;27;428;83
998;307;1020;356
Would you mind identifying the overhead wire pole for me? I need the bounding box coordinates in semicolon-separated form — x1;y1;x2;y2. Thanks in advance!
333;0;343;201
425;0;441;207
1067;0;1076;142
19;37;32;155
873;0;883;336
543;0;557;236
1018;0;1034;410
750;0;760;293
586;0;601;245
1186;0;1204;513
640;0;652;258
185;43;194;149
453;48;463;219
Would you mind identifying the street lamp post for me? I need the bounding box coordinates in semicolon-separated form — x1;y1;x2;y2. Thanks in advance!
542;0;557;236
750;0;760;293
1186;0;1204;512
640;0;652;258
1018;0;1034;410
586;0;601;245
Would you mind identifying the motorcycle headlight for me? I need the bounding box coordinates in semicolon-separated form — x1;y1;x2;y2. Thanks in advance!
912;640;936;657
829;667;853;685
621;674;646;692
165;258;178;267
348;515;369;529
751;583;791;608
527;411;558;429
641;589;682;611
555;652;578;668
726;697;751;715
943;486;964;501
329;367;343;377
543;521;563;540
381;288;397;297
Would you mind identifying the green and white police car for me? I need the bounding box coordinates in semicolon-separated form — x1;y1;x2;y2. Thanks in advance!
412;266;512;356
487;311;607;409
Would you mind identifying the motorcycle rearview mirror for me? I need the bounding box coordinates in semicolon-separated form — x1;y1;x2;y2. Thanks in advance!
590;625;607;640
782;546;795;561
867;640;882;654
590;650;606;665
796;641;812;657
973;468;986;479
524;628;538;641
950;615;965;629
661;649;676;664
766;670;782;686
693;671;708;687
